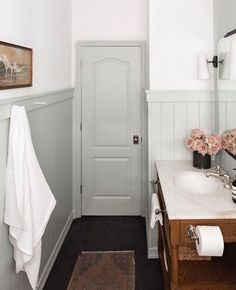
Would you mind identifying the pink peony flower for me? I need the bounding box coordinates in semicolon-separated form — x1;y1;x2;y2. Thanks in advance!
191;128;205;139
200;144;208;155
208;147;215;156
223;132;231;142
222;129;236;155
231;129;236;136
228;143;236;155
213;133;222;141
192;139;204;152
185;137;194;150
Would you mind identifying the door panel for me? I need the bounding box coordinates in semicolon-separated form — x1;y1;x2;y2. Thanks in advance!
81;46;141;215
94;158;130;197
95;59;129;146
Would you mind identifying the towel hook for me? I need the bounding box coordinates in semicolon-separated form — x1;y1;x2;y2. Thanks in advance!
34;101;47;105
151;180;158;192
155;209;167;215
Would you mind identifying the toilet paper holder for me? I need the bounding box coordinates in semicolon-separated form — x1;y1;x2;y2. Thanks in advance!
188;225;199;244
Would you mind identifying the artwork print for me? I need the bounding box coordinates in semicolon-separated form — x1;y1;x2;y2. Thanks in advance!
0;41;32;89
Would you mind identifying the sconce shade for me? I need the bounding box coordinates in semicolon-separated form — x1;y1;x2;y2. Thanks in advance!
197;53;210;80
220;52;230;80
229;39;236;80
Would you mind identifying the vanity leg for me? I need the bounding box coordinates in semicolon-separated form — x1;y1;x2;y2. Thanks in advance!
170;246;180;290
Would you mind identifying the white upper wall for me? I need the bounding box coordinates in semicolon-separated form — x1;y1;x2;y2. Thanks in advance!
0;0;72;100
0;0;33;47
149;0;214;90
72;0;148;41
0;0;214;96
72;0;148;85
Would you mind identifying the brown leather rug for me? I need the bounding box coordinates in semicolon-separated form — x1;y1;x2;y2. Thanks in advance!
67;251;135;290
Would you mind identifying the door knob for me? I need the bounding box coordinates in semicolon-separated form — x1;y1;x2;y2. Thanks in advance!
133;135;140;145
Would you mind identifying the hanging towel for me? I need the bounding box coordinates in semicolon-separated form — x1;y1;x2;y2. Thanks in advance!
4;105;56;289
150;193;163;229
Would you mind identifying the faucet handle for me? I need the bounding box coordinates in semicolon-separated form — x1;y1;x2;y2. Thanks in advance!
216;164;226;174
223;172;232;189
216;164;222;174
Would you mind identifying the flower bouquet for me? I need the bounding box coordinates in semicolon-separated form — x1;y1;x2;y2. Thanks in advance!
222;129;236;156
185;129;222;169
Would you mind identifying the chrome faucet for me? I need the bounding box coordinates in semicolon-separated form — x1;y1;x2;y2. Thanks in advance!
206;165;232;189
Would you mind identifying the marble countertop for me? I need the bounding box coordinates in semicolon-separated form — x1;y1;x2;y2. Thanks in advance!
156;160;236;220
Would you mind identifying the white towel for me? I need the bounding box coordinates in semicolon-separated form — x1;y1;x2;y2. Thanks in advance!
150;193;163;229
4;105;56;289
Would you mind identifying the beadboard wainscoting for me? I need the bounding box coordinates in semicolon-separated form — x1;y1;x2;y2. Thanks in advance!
146;90;215;258
0;89;74;290
218;91;236;182
218;91;236;133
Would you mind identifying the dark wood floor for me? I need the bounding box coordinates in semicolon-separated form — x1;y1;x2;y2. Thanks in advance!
43;216;164;290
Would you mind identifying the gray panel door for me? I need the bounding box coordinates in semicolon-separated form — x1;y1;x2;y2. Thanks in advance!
81;46;142;215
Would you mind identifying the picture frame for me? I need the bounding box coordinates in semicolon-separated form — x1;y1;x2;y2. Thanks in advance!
0;41;32;89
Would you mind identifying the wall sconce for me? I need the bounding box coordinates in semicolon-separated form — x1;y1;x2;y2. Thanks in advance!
220;52;229;79
197;53;223;80
229;39;236;80
207;55;222;68
197;53;210;80
219;38;236;80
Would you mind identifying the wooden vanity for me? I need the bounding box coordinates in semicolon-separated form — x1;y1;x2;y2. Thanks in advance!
154;161;236;290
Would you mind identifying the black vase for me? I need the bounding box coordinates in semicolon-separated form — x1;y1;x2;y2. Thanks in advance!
193;151;211;169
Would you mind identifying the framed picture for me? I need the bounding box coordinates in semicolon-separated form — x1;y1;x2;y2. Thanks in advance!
0;41;32;89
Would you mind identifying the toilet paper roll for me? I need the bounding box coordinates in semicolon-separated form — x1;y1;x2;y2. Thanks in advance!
195;226;224;257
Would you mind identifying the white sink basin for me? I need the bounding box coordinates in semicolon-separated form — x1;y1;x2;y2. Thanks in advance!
173;171;220;195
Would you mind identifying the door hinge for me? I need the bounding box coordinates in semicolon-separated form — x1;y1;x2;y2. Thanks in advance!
80;60;83;70
80;122;82;132
80;184;82;194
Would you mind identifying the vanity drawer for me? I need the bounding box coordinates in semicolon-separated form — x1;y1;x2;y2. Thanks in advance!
179;220;236;245
178;245;211;261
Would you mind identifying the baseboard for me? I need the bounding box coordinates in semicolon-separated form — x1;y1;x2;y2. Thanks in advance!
37;212;74;290
148;247;159;259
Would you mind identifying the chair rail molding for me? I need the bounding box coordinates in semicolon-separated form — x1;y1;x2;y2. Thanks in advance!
146;90;215;103
0;88;74;121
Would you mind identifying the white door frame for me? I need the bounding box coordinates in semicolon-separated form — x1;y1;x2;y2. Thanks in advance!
73;41;149;218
